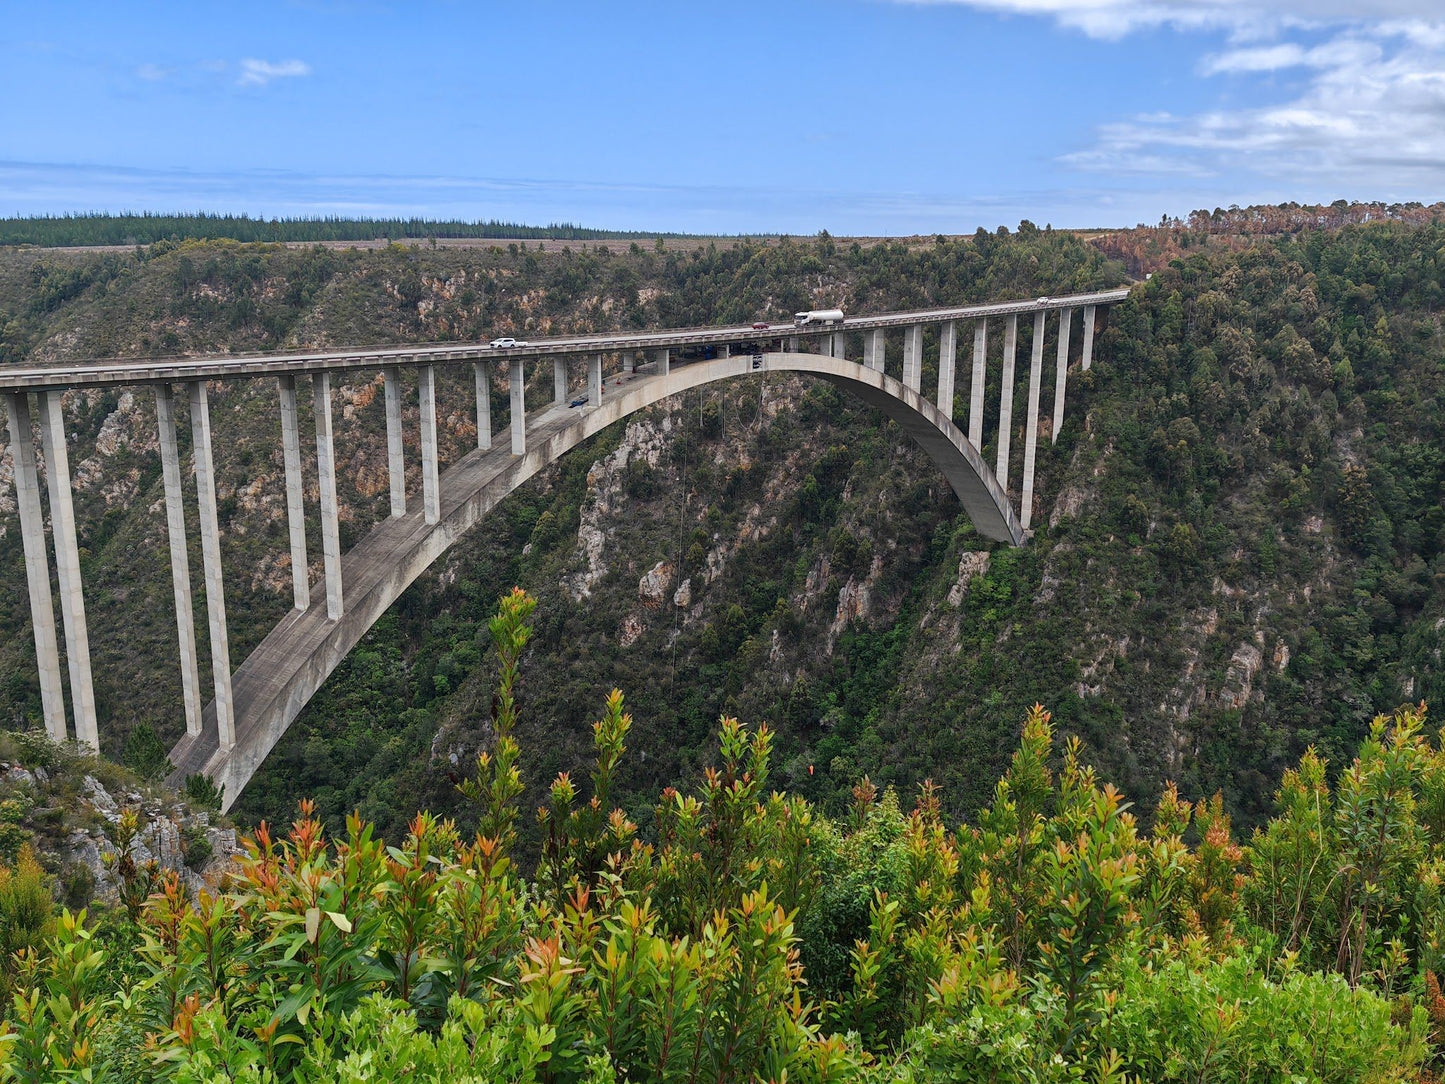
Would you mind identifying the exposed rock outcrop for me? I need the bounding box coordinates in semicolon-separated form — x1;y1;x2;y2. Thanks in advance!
947;551;991;607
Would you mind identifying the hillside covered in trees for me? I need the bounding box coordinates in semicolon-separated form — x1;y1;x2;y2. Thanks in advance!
0;213;678;248
0;213;1441;852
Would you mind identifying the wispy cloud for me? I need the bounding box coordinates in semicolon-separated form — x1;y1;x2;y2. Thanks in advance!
134;63;171;81
1200;38;1380;75
237;58;311;87
895;1;1445;191
897;1;1445;41
1068;28;1445;186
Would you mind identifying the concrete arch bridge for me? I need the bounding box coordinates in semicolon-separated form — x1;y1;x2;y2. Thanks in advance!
0;288;1129;809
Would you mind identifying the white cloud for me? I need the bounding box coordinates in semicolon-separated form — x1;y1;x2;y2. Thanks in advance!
1200;42;1305;73
237;58;311;87
898;0;1445;191
1067;33;1445;186
134;63;171;81
903;0;1445;40
1200;38;1381;73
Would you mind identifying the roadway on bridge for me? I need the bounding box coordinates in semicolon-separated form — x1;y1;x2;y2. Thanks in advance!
0;289;1131;391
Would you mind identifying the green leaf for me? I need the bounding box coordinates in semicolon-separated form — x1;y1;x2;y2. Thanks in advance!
305;907;321;944
326;910;353;933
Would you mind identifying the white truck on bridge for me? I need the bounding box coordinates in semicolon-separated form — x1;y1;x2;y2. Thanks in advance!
793;308;845;327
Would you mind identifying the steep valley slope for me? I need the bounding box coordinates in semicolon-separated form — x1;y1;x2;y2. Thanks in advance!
0;223;1441;846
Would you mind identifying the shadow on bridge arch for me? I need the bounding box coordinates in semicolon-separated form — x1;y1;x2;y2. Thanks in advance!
169;350;1023;809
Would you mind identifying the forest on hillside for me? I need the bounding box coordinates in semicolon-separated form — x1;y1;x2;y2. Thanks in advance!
0;213;679;248
0;209;1443;1078
0;217;1441;854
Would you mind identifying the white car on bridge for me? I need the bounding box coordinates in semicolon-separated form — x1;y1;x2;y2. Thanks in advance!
487;336;529;348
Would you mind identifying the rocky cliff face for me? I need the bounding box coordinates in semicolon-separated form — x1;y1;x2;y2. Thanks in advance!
0;740;242;910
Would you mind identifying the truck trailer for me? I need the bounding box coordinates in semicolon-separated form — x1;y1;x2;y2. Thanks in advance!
793;308;846;327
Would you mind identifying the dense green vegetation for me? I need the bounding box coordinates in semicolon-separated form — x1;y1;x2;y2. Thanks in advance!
0;215;1441;864
0;591;1439;1082
2;212;1444;1078
0;213;690;248
234;220;1445;844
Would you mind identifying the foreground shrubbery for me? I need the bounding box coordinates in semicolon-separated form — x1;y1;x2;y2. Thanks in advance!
0;590;1438;1081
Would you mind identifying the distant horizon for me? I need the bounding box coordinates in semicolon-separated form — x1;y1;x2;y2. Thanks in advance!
7;199;1445;249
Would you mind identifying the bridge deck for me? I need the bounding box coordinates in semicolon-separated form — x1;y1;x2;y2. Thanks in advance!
0;289;1130;392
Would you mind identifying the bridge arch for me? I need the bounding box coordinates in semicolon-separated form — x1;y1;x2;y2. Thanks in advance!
167;350;1021;808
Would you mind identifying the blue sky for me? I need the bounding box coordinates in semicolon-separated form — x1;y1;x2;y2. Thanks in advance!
4;1;1444;233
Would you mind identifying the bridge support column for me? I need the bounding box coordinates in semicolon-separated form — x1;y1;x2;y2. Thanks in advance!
969;321;987;449
187;380;235;752
655;348;670;376
3;393;66;742
588;354;602;406
474;362;492;451
1051;308;1072;445
1020;310;1046;532
278;376;311;608
417;365;440;526
936;321;957;418
903;325;923;392
622;351;636;374
996;314;1018;490
864;329;885;372
37;391;97;750
509;358;526;455
1081;305;1096;371
554;357;568;405
830;331;846;360
787;335;798;353
382;367;406;518
312;374;345;618
155;386;203;737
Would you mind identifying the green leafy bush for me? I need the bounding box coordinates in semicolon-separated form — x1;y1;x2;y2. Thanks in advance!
0;594;1434;1083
